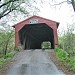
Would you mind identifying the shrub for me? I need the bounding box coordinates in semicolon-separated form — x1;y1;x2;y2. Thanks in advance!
0;51;16;68
71;62;75;72
0;54;3;58
55;48;75;72
14;45;22;51
4;51;15;59
0;59;6;68
55;48;69;61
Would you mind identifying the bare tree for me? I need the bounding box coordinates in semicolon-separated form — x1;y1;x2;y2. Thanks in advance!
0;0;39;19
50;0;75;11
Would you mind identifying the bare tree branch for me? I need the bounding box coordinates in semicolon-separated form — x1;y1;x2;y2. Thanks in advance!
0;0;17;8
0;10;11;19
71;0;75;11
51;1;72;6
0;1;22;19
50;0;75;11
0;3;10;17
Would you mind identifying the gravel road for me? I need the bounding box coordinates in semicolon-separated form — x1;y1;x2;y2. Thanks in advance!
6;50;65;75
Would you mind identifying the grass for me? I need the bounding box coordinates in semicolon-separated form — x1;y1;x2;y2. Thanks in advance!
0;45;20;69
0;51;16;69
0;59;6;68
55;48;75;72
4;51;15;59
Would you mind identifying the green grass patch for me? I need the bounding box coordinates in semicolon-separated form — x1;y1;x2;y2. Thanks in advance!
4;51;15;59
0;59;6;68
55;48;75;72
0;51;16;69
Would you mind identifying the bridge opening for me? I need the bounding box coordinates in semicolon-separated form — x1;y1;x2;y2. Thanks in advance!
19;23;54;49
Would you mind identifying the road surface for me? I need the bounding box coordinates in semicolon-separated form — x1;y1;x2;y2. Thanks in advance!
6;50;65;75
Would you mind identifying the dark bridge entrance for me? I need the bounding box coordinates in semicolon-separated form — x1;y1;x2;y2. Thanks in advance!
19;23;54;49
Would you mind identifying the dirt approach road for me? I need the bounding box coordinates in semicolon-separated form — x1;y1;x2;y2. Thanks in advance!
6;50;65;75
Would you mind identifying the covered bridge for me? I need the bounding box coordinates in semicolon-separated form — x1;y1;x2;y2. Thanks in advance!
13;16;59;49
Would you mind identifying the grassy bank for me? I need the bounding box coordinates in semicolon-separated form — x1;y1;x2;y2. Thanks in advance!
55;48;75;72
0;51;17;69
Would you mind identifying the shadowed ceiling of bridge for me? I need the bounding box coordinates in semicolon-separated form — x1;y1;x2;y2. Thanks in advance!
19;23;54;49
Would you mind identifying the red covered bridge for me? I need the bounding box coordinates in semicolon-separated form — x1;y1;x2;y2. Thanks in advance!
13;16;59;49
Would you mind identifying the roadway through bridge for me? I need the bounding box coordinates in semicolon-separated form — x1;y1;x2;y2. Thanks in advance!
6;50;65;75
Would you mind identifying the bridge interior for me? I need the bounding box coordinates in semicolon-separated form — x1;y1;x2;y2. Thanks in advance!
19;23;54;49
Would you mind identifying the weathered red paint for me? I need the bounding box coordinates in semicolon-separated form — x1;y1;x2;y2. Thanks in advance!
12;16;59;48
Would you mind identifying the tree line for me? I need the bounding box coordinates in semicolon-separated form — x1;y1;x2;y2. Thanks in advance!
58;23;75;55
